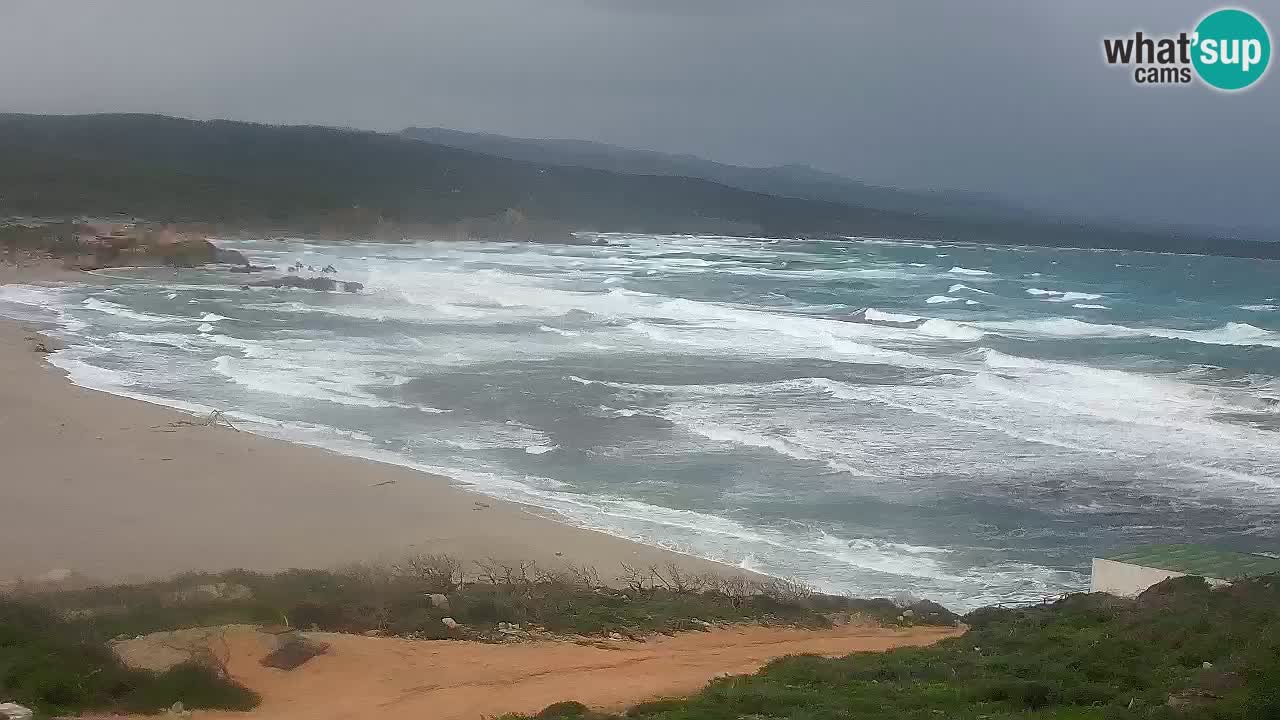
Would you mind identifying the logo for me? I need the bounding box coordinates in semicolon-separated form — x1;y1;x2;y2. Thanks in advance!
1103;8;1270;91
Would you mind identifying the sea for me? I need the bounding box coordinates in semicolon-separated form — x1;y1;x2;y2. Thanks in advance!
3;234;1278;610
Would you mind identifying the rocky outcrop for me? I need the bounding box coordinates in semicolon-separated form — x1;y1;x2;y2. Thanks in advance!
248;275;363;292
213;246;249;265
64;224;253;271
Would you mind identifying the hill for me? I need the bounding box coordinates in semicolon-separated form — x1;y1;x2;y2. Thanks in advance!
401;126;1030;221
1;114;1276;257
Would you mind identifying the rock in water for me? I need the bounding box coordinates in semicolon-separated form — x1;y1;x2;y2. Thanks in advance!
248;275;362;292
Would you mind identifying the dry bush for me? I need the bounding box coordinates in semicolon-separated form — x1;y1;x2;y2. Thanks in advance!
753;576;817;604
474;558;540;588
392;553;463;593
618;562;657;592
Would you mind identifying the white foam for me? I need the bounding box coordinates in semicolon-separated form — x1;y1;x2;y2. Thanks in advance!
49;353;138;389
211;355;433;411
197;323;215;333
1056;292;1103;302
979;318;1280;348
524;444;558;455
81;297;173;323
1072;303;1110;310
1240;304;1277;312
949;267;992;276
1026;288;1104;303
198;312;229;322
538;325;580;337
918;319;984;341
926;295;962;304
863;308;921;323
948;284;992;294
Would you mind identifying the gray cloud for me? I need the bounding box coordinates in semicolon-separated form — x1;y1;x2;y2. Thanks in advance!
1;0;1276;232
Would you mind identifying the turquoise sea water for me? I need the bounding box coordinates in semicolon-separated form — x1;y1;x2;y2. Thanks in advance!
3;234;1278;609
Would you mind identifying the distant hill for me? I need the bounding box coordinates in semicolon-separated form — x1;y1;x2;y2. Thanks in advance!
1;113;1275;258
401;127;1031;222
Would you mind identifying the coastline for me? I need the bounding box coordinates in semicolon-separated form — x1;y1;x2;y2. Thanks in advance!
0;259;739;588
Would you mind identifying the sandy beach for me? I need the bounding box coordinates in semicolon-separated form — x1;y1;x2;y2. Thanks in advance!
0;259;734;588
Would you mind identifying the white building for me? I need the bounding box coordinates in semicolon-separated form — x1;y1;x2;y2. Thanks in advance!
1091;544;1280;597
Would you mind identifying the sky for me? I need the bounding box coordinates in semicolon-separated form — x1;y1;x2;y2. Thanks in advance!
1;1;1277;233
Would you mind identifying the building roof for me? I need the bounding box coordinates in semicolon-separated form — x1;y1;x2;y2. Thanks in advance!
1104;544;1280;579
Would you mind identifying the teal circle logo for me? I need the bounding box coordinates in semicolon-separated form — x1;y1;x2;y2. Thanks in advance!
1193;9;1270;90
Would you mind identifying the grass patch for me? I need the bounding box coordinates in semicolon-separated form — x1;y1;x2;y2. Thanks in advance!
502;574;1280;720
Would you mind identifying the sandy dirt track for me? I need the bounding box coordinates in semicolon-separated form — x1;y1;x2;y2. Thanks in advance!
120;623;961;720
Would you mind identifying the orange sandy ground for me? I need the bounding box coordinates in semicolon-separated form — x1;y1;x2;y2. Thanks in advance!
126;623;961;720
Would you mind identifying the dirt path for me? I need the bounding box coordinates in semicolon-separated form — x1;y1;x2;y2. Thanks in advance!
145;624;959;720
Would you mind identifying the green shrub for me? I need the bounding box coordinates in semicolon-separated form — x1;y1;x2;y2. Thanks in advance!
0;600;257;716
502;574;1280;720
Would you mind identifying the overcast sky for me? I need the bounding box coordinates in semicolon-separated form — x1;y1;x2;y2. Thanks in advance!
2;1;1276;232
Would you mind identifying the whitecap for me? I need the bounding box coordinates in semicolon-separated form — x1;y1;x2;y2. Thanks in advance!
926;295;962;304
538;325;580;337
81;297;173;323
949;267;992;276
979;318;1280;348
863;308;922;323
918;319;984;341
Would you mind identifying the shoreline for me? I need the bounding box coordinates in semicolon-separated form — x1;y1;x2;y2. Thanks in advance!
0;259;742;588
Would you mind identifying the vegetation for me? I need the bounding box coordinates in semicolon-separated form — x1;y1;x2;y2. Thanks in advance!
2;556;954;716
504;575;1280;720
3;113;1275;257
0;600;257;718
17;557;952;644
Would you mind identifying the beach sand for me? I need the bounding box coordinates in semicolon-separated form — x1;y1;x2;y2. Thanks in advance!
0;259;735;587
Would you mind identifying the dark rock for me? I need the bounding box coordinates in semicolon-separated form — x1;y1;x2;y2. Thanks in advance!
213;246;249;265
341;281;363;292
229;264;276;273
260;635;329;671
249;275;339;291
